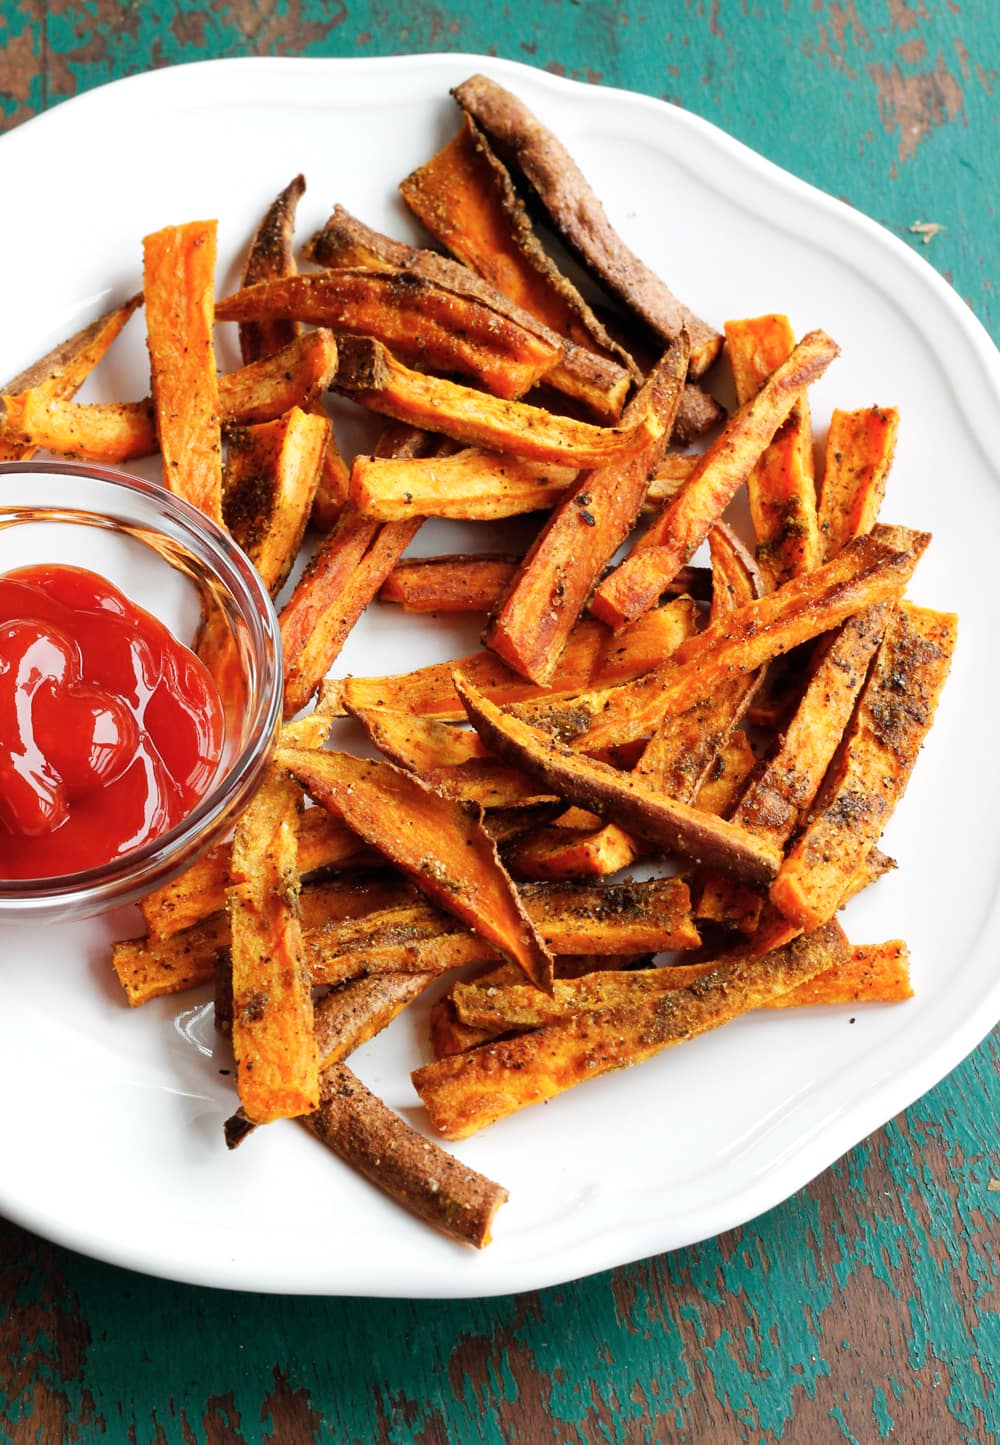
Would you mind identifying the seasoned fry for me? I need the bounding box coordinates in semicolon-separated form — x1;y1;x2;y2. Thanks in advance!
818;406;900;560
350;448;578;522
398;113;637;419
227;768;318;1124
725;315;821;588
217;269;560;401
452;74;722;374
333;335;666;469
143;220;223;522
504;815;639;881
380;554;522;613
279;747;555;990
327;596;697;721
591;329;840;628
483;335;689;685
0;294;142;462
456;677;783;886
533;525;929;753
307;1063;508;1247
223;407;329;596
770;603;956;929
0;330;338;463
412;921;848;1138
238;173;305;364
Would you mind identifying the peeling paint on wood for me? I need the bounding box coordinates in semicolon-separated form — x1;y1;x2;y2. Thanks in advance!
0;2;997;1441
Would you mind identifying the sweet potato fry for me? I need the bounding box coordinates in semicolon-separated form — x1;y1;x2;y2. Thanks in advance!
227;768;318;1124
279;747;555;990
770;602;956;929
818;406;900;560
380;554;522;613
724;315;821;588
279;425;433;718
0;329;338;464
0;294;142;462
450;936;911;1032
399;113;637;420
591;329;840;629
503;816;639;881
216;269;559;401
532;525;929;753
452;74;722;375
238;173;305;364
350;448;578;521
307;1063;508;1247
483;334;689;685
333;335;665;469
223;407;329;595
456;677;783;886
143;220;223;522
328;595;697;721
412;921;848;1138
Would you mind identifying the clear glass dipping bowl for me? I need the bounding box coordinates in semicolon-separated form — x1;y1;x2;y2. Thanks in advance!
0;460;281;924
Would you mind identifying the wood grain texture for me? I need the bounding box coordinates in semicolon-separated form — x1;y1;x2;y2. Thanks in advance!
0;2;997;1441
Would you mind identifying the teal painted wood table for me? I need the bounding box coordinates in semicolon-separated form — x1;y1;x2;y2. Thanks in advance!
1;4;998;1441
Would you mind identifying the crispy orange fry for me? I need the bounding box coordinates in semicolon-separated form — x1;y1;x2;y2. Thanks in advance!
770;603;956;929
333;335;665;469
223;407;329;596
350;448;578;521
591;329;840;628
818;406;900;560
227;768;318;1124
143;220;223;522
217;269;560;401
456;677;783;887
483;335;689;685
412;921;848;1138
725;315;821;588
0;294;142;462
279;747;555;990
327;596;698;721
533;525;929;753
238;173;305;364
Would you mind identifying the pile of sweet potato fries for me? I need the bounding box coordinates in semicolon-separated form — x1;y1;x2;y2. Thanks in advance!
0;75;955;1249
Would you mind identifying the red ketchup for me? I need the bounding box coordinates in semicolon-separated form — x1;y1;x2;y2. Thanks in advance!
0;564;224;879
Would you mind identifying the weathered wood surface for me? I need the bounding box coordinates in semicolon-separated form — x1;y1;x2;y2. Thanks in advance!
1;3;997;1441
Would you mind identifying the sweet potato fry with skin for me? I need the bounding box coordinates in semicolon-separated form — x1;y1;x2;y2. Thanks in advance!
279;747;555;990
238;173;305;364
452;75;722;375
818;406;900;560
227;768;318;1124
350;448;578;522
456;677;783;886
0;330;339;463
143;220;223;522
770;602;956;929
483;334;690;685
348;707;489;772
216;270;559;401
399;113;638;419
591;329;840;629
451;936;911;1032
307;1063;508;1247
333;336;665;469
532;525;929;753
306;202;630;418
725;315;821;589
223;407;329;596
0;294;142;462
413;921;848;1138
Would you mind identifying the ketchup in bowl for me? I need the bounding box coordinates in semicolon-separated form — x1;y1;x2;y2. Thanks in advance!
0;563;224;879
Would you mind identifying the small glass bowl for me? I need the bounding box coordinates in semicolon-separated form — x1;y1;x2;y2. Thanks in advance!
0;460;282;924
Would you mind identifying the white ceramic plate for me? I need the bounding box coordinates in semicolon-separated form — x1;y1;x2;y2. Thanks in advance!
0;55;997;1297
